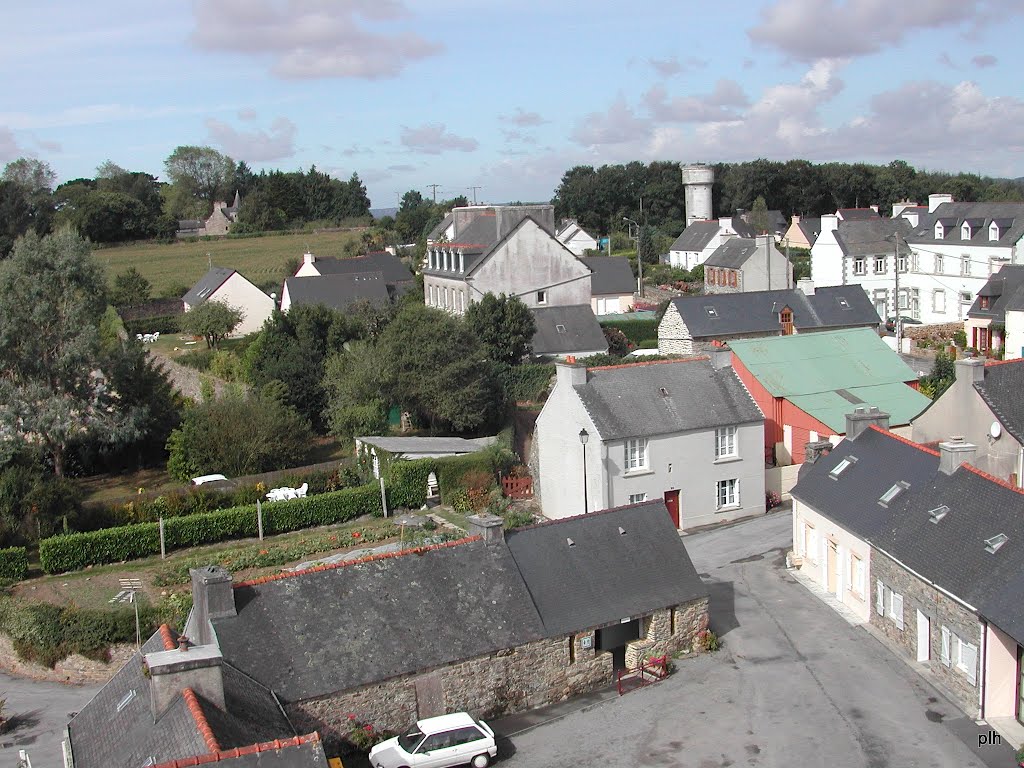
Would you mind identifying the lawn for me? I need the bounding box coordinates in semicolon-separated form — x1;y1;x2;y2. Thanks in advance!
95;229;364;294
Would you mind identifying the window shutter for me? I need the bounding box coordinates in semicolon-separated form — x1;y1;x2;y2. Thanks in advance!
963;643;978;685
940;627;950;666
891;592;904;630
876;581;884;615
735;479;740;506
951;635;961;669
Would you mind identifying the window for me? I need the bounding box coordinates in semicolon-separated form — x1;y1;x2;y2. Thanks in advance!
874;255;886;274
934;222;945;239
888;589;904;630
715;426;738;459
729;270;737;287
961;254;971;276
873;289;887;318
878;481;907;506
625;438;648;472
628;492;648;504
941;626;978;685
780;307;794;336
716;478;739;509
897;253;907;273
990;222;1000;241
961;222;971;240
804;523;817;562
853;257;866;275
850;555;865;597
705;306;718;318
117;688;137;713
934;253;944;274
898;289;909;310
536;290;547;305
876;580;885;615
933;289;946;313
829;455;857;479
979;296;991;310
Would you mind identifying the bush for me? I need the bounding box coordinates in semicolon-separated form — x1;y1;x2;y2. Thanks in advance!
599;318;659;344
178;348;215;371
694;628;720;652
122;315;181;337
38;483;383;573
638;339;659;349
503;509;535;529
499;363;555;402
385;459;434;509
0;548;28;580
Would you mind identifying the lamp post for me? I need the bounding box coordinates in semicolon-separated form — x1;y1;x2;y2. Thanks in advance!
623;217;644;298
579;428;589;514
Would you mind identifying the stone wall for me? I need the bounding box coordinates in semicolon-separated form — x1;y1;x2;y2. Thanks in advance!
287;598;709;752
657;305;693;355
869;550;981;716
0;633;134;685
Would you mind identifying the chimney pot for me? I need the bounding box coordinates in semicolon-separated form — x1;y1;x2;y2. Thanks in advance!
178;636;190;652
939;439;976;475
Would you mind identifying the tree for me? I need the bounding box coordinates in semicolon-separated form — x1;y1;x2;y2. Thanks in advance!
638;225;658;265
0;230;134;476
749;196;771;234
179;300;244;349
111;266;152;307
163;146;235;211
322;342;390;438
395;190;434;243
2;158;55;241
166;388;314;481
0;463;81;545
464;293;536;365
0;181;31;258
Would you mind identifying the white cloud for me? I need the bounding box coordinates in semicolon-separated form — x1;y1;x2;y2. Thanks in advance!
400;124;478;154
972;54;998;68
502;129;538;144
205;115;297;161
0;103;192;131
572;96;652;146
191;0;442;79
748;0;1022;60
237;108;258;121
35;138;62;153
501;108;547;127
644;79;750;123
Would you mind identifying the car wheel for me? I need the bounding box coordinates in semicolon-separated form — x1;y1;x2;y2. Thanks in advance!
470;755;490;768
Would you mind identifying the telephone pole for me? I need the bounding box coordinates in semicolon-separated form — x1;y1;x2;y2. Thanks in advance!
467;186;482;205
894;232;902;353
426;184;441;203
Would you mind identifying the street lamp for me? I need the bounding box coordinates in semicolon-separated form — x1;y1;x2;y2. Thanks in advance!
623;217;644;298
579;428;589;515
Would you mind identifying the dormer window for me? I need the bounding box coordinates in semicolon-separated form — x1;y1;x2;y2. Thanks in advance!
989;222;1000;241
934;222;944;239
980;296;991;310
780;307;794;336
961;222;971;240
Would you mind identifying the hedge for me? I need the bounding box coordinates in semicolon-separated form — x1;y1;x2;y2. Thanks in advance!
0;547;28;581
385;459;434;509
39;482;383;573
599;318;659;344
500;363;555;403
123;314;180;336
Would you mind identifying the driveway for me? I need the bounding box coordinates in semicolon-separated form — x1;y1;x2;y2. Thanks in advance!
0;672;100;768
495;512;1014;767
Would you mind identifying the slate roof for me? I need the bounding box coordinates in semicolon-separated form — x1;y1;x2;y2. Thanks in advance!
309;252;414;285
669;221;720;251
906;201;1024;247
973;359;1024;444
357;435;497;455
283;272;391;312
505;501;708;636
183;267;235;306
578;256;635;295
574;357;763;441
704;238;758;269
967;264;1024;320
426;212;454;241
833;217;912;257
836;208;880;221
448;213;499;251
728;328;930;431
151;736;327;768
213;539;546;701
667;285;879;339
797;217;822;243
531;305;608;356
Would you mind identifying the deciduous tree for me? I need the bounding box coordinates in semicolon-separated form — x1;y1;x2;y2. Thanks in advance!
465;293;536;365
179;300;244;349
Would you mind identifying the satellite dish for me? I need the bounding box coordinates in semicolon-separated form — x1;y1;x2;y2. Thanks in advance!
990;421;1002;440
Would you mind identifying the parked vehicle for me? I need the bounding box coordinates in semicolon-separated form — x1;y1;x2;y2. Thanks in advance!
369;713;497;768
190;474;229;486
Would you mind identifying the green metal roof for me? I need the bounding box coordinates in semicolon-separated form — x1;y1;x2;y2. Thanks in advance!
729;328;931;430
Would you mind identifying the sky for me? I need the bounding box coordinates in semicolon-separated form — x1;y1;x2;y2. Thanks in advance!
2;0;1023;209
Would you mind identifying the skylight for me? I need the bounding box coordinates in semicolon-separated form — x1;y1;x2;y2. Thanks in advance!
837;297;851;310
928;505;949;524
878;482;908;506
705;306;718;318
829;456;857;479
555;324;566;333
985;533;1008;554
116;689;137;713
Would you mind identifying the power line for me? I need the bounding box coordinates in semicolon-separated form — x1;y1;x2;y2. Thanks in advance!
467;186;482;205
426;184;441;203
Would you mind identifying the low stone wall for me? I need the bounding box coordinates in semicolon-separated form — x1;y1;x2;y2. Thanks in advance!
0;633;133;685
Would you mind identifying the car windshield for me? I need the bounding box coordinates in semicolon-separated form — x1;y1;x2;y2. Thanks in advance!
397;730;424;752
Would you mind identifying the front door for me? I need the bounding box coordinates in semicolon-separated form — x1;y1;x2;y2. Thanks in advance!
826;541;838;594
663;490;680;528
916;610;930;662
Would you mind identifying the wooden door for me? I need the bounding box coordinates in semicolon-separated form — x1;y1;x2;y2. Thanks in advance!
663;490;680;528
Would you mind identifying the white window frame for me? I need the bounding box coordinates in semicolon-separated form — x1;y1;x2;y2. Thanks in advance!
933;289;945;313
876;580;885;615
536;290;547;305
897;253;907;273
958;640;978;685
940;626;951;666
850;554;865;597
934;253;944;274
716;478;739;510
961;253;971;276
853;257;866;276
628;492;648;504
874;255;886;274
625;438;648;472
888;589;904;630
714;426;738;459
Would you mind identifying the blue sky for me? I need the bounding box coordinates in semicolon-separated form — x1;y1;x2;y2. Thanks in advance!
2;0;1023;208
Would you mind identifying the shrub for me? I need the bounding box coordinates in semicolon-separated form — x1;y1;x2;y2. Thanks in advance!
952;329;967;348
503;509;535;529
0;548;28;581
123;315;180;337
599;318;659;344
178;348;215;371
694;628;720;652
385;459;434;509
498;363;555;402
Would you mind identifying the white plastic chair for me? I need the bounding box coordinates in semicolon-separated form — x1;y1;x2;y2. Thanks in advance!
295;482;308;498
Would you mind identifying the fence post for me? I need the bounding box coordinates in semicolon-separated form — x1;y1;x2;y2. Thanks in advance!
257;499;264;541
379;477;388;518
159;515;166;560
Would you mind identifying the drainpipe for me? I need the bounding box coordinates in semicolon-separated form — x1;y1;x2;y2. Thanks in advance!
978;619;987;720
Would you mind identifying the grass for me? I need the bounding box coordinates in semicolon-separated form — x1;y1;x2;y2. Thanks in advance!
95;229;364;294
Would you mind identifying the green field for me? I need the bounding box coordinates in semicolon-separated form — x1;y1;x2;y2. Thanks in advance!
94;229;364;294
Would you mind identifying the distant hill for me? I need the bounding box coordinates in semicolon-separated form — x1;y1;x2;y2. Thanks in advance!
370;207;398;220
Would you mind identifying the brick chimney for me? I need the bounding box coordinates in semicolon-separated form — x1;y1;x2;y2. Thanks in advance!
187;566;235;647
467;513;505;546
845;406;890;440
710;346;732;370
804;439;833;464
556;361;588;389
955;357;985;385
145;639;225;718
939;437;976;475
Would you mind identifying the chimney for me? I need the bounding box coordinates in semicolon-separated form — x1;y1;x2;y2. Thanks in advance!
718;216;733;234
820;214;839;234
869;204;879;213
955;357;985;384
145;641;225;718
939;437;977;475
928;193;953;213
804;439;833;464
556;361;587;389
797;277;815;296
302;251;315;267
711;346;732;370
187;566;235;647
845;406;890;440
791;214;801;224
467;513;505;546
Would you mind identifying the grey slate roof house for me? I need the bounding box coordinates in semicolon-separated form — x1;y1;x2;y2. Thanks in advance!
530;304;608;360
965;264;1024;355
658;283;880;355
535;358;765;528
579;255;636;314
667;216;756;270
703;234;793;294
182;266;275;337
782;215;822;249
791;420;1024;728
285;251;415;314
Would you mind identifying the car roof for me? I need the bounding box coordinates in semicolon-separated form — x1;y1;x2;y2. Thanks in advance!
416;713;478;733
191;474;227;484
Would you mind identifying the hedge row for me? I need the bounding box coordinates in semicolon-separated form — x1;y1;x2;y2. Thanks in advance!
39;482;382;573
599;318;659;344
0;547;28;581
123;314;181;336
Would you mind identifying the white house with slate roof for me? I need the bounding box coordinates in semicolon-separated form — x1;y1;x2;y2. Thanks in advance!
556;219;598;255
667;215;755;270
534;358;765;529
182;267;274;337
579;255;635;315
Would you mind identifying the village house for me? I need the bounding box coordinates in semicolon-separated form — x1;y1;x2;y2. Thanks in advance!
781;214;821;250
703;234;793;294
578;255;636;315
726;328;930;465
555;219;599;255
534;358;765;529
964;264;1024;357
282;250;416;314
666;215;755;270
176;191;241;238
182;266;274;337
529;305;609;360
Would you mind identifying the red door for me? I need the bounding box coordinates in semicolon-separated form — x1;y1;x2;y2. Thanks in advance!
663;490;680;528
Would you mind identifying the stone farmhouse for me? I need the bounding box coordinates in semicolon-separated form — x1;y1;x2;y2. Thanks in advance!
177;191;242;238
703;234;793;294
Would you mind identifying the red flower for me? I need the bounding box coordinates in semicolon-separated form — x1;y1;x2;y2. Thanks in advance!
352;532;362;539
364;724;374;732
347;714;356;720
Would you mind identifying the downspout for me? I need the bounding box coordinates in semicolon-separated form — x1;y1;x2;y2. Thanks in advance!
979;619;988;720
602;441;612;510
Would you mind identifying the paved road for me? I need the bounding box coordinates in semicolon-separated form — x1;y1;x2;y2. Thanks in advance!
496;512;1011;768
0;672;99;768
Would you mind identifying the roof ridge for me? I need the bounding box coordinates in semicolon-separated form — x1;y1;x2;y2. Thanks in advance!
983;357;1024;368
159;624;176;651
587;356;708;372
867;424;941;456
234;536;482;588
147;733;321;768
962;463;1024;496
182;688;221;754
510;499;664;532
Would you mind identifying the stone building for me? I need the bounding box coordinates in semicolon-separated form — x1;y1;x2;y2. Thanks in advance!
176;191;241;238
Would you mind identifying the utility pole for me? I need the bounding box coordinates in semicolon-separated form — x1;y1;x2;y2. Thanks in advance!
894;232;902;353
624;217;644;299
467;186;482;205
427;184;441;204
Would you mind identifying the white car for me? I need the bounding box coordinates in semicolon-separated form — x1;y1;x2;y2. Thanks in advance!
190;474;228;486
369;713;497;768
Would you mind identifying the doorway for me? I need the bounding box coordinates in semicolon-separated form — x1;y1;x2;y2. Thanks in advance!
826;540;838;594
916;610;930;662
663;490;680;528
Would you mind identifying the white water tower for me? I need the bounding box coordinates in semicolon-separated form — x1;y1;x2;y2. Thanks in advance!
681;164;714;226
